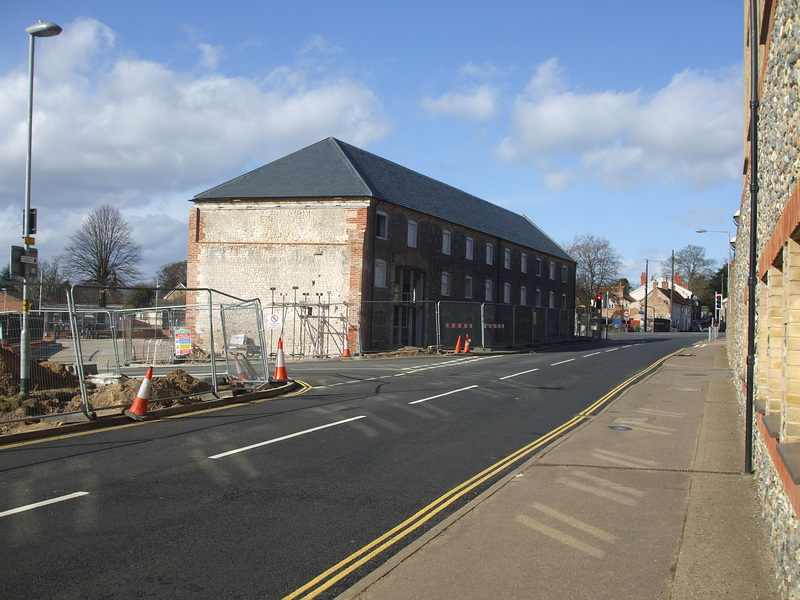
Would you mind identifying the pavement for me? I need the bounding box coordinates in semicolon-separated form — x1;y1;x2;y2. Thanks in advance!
335;338;779;600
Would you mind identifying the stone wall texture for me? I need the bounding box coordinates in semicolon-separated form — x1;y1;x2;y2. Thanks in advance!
733;1;800;597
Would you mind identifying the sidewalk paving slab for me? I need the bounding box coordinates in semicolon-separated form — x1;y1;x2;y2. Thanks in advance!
336;340;778;600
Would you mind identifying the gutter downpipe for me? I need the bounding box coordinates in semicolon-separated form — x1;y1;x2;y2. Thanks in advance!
745;0;759;475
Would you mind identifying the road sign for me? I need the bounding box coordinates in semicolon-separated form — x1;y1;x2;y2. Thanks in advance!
10;245;37;278
268;313;283;330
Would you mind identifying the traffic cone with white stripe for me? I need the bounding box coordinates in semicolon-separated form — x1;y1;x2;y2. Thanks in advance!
125;366;153;421
273;337;288;381
342;334;352;357
232;354;248;380
454;335;462;354
464;335;471;353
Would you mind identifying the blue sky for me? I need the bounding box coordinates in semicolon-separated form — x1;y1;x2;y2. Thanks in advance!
1;1;743;285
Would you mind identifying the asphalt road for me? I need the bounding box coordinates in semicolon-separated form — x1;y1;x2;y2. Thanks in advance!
0;332;701;599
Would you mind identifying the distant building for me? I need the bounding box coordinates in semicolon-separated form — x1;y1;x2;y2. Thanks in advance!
629;276;694;331
187;138;576;351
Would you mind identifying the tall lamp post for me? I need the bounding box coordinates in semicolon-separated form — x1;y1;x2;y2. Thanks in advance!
695;228;731;322
20;20;62;398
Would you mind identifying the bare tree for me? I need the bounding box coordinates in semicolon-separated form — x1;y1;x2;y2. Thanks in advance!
566;234;622;307
62;205;142;306
38;256;66;305
155;260;187;293
659;244;716;295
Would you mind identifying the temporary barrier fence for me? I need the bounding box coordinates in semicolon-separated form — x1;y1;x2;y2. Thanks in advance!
357;300;576;351
0;283;271;429
262;299;349;358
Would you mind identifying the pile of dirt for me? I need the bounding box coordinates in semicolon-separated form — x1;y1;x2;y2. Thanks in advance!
0;367;214;435
78;369;213;410
0;347;80;392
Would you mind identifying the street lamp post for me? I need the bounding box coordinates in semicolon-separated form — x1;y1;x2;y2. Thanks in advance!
695;228;731;323
20;20;62;398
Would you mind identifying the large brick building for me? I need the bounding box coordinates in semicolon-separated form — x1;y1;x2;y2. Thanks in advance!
187;138;576;351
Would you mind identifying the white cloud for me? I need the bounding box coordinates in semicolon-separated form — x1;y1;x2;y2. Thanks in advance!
497;58;742;191
456;61;507;79
0;18;390;278
197;43;224;70
421;85;499;122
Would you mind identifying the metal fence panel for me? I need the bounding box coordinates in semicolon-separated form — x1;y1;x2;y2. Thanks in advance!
220;299;269;383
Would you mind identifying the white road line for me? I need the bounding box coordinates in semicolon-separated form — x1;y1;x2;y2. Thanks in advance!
499;367;540;380
0;491;89;519
605;348;619;353
551;358;575;366
409;385;479;405
209;415;367;459
583;352;601;357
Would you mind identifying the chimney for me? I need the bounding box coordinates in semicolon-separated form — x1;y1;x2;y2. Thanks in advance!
641;272;646;286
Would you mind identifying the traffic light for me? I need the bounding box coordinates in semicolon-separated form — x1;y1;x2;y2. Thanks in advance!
715;293;722;311
595;294;603;310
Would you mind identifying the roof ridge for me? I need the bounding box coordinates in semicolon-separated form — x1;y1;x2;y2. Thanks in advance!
328;138;375;197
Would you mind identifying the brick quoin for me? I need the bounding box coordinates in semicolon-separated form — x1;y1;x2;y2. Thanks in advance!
344;205;369;347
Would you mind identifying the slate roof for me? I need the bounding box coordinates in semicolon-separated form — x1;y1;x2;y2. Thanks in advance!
194;137;574;262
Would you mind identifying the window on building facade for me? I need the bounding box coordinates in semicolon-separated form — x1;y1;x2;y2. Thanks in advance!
407;220;417;248
549;261;555;280
485;279;493;302
561;294;567;310
520;286;527;306
521;253;527;274
441;272;450;296
442;229;451;255
536;288;542;306
486;243;494;265
562;265;567;282
375;259;387;288
503;282;511;304
549;291;555;308
504;248;511;269
376;211;388;239
465;276;473;299
466;237;474;260
536;257;542;276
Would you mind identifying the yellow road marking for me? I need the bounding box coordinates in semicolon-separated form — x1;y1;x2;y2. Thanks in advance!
283;345;694;599
281;415;585;600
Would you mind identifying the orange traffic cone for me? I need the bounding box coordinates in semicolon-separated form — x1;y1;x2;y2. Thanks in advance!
233;354;248;380
131;344;137;362
342;334;352;357
273;337;288;381
464;335;471;353
125;366;153;421
454;335;462;354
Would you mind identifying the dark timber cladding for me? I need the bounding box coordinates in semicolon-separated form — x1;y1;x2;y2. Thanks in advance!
194;137;574;263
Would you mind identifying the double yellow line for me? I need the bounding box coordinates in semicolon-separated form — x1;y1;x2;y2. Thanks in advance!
579;346;685;417
282;414;585;600
284;345;691;600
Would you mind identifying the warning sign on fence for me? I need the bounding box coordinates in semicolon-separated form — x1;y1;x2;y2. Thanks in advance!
267;313;283;330
174;328;192;356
